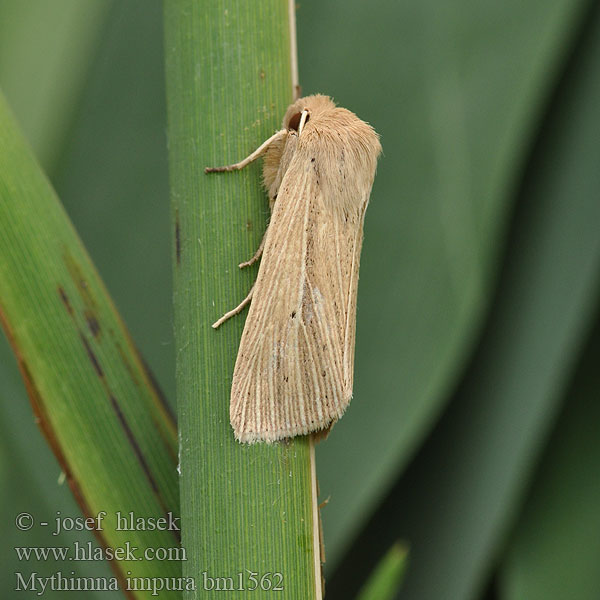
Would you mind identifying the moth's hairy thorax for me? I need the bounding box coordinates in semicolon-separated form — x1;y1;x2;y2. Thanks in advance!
263;98;381;216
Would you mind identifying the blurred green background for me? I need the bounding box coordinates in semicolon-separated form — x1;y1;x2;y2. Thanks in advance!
1;1;599;598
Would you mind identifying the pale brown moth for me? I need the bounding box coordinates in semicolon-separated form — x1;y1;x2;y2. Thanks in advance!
206;95;381;443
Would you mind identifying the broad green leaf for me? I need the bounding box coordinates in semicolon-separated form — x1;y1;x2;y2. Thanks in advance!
297;0;592;567
332;4;600;598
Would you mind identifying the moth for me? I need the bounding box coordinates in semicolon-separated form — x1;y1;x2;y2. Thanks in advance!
207;95;381;443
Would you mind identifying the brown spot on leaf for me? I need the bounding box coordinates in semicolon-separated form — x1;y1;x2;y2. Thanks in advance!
57;286;74;315
109;395;158;492
63;249;97;311
84;310;100;338
79;333;103;378
109;394;180;543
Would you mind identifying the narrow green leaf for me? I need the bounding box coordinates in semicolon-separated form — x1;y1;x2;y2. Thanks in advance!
165;0;320;598
51;0;175;402
1;3;177;596
0;371;113;599
0;93;180;597
356;543;408;600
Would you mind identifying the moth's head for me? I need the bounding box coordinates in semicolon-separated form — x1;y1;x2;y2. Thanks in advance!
282;95;336;135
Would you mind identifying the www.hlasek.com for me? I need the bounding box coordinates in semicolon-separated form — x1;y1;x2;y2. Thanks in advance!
15;539;185;562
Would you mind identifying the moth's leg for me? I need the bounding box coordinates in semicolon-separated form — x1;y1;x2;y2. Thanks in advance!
205;129;286;173
239;230;267;269
212;285;254;329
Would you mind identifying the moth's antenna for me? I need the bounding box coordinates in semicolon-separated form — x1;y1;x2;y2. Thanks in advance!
298;110;309;136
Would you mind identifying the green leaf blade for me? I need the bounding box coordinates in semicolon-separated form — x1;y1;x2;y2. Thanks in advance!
165;1;320;598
